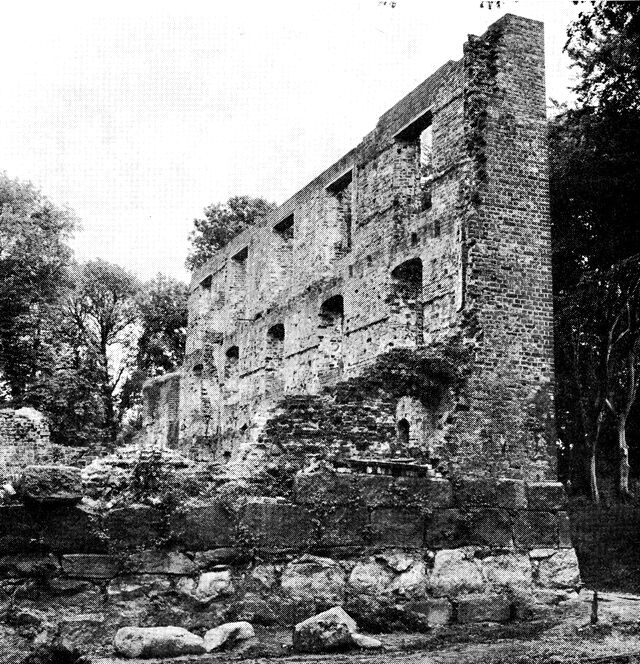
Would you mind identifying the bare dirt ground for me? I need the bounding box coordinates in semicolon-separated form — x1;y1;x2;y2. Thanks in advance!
81;591;640;664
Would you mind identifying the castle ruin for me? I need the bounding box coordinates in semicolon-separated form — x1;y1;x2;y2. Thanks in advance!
144;13;556;483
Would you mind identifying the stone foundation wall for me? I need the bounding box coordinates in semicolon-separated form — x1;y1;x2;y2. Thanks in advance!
0;473;580;654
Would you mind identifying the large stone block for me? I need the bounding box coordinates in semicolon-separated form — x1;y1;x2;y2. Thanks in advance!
370;508;424;547
467;509;513;547
424;509;469;548
0;505;41;554
177;569;234;603
405;598;452;626
19;465;83;506
239;498;314;549
558;511;572;548
315;506;368;546
170;500;236;550
348;559;395;596
292;606;357;653
427;549;487;598
456;593;512;623
536;549;581;589
513;511;558;549
0;554;60;578
105;504;164;548
356;475;454;509
38;505;106;553
293;472;357;506
61;554;120;579
114;626;205;658
526;482;567;511
281;556;346;606
480;552;532;591
128;550;197;575
454;477;526;509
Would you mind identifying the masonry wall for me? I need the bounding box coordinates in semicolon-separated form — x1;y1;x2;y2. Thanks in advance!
0;408;51;477
0;408;103;480
0;474;580;657
144;14;555;481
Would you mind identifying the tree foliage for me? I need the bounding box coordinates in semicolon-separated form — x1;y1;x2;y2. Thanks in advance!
0;173;76;403
119;275;188;429
566;2;640;114
186;195;276;271
552;1;640;500
61;259;142;445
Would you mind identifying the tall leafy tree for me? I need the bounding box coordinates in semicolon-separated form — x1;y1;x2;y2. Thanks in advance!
552;1;640;498
119;274;188;428
186;195;276;270
0;173;75;403
62;259;141;445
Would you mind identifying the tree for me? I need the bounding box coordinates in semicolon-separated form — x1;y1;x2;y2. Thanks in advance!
551;2;640;499
62;260;141;445
566;2;640;114
556;258;640;503
603;259;640;498
186;195;276;271
119;274;188;427
29;316;106;448
0;173;76;403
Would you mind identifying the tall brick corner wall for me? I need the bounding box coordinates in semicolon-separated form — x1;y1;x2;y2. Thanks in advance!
457;14;556;480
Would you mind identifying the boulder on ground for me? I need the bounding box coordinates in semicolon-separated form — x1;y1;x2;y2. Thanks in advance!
19;465;83;506
293;606;357;653
113;626;205;658
203;621;255;652
351;633;383;649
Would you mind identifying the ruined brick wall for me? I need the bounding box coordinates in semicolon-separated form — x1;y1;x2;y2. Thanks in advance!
0;408;101;478
145;14;556;481
0;408;51;477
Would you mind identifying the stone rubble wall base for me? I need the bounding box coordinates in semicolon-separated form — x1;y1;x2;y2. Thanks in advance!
0;474;581;651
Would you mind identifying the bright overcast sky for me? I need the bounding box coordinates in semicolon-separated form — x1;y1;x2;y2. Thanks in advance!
1;0;584;282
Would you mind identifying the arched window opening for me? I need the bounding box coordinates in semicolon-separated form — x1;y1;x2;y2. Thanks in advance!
225;345;239;380
193;363;203;377
320;294;344;319
266;323;285;370
267;323;285;342
390;258;424;346
317;295;344;385
397;419;410;449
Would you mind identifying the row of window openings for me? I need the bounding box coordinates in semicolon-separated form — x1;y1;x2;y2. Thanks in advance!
200;121;433;296
196;253;423;378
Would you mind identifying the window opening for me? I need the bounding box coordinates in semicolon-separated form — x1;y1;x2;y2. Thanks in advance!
391;258;424;346
397;418;410;449
327;170;353;253
231;247;248;265
274;214;294;240
225;346;239;379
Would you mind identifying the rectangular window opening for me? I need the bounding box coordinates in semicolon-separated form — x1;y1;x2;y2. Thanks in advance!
274;213;294;240
231;246;248;265
327;169;353;253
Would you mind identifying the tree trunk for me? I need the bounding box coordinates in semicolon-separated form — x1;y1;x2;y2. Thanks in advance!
618;414;633;499
589;442;600;504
